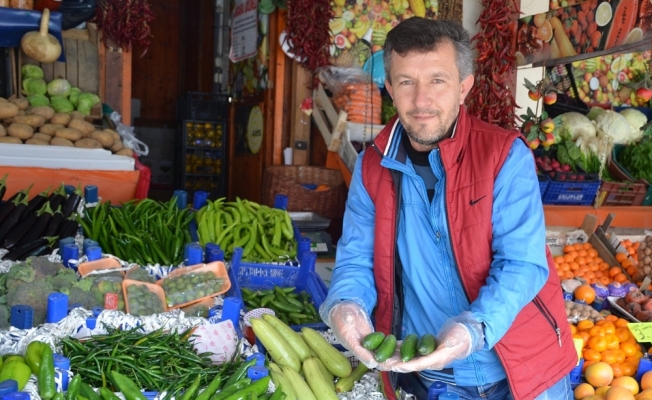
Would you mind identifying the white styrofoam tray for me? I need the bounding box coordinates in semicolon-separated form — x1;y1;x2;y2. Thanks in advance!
0;143;135;171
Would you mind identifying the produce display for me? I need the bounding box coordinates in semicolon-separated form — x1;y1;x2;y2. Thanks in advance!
125;283;165;316
160;271;225;308
331;82;382;125
241;286;321;325
196;197;297;262
636;236;652;278
618;137;652;183
78;198;194;266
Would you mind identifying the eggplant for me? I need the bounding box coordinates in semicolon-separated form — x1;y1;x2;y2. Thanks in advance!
43;205;64;238
57;216;79;239
0;194;29;245
27;244;54;258
47;184;68;214
62;184;82;219
0;184;32;226
3;212;38;250
22;186;51;220
3;236;56;261
0;173;8;203
14;202;54;249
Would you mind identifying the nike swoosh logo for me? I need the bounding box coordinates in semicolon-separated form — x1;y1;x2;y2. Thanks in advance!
470;195;487;206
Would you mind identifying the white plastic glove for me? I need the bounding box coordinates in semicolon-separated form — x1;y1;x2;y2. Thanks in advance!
327;301;379;369
383;312;485;373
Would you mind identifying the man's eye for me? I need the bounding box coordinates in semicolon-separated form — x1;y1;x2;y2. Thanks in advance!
400;80;413;85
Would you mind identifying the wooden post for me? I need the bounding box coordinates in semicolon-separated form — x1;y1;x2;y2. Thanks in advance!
290;62;313;165
272;10;287;166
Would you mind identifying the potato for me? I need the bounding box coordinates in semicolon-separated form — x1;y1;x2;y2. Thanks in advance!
70;111;84;120
75;138;103;149
50;113;71;126
115;148;134;157
0;136;22;144
17;110;26;116
0;97;7;102
111;139;124;152
25;138;50;146
10;98;28;110
40;123;65;136
0;124;5;137
33;132;52;142
90;130;114;147
30;106;55;121
55;128;82;141
13;115;46;128
68;119;96;135
105;129;120;141
0;102;19;119
7;123;34;140
51;137;74;147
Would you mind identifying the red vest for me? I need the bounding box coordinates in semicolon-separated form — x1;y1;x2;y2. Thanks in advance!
361;108;577;400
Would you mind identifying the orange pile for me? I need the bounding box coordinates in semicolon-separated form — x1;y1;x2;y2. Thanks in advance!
554;242;628;286
572;315;644;382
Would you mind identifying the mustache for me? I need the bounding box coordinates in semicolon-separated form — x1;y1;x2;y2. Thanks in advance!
406;109;440;117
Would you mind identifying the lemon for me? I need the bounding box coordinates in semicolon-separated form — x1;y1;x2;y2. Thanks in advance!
329;18;346;35
625;27;644;44
611;56;627;73
595;2;612;27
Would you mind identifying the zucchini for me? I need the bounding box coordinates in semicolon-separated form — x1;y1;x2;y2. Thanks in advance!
334;363;368;393
313;356;334;384
374;334;397;363
302;358;338;400
400;334;418;362
301;328;352;378
251;318;301;372
417;333;436;356
268;363;296;400
281;366;317;400
362;332;385;351
262;314;311;361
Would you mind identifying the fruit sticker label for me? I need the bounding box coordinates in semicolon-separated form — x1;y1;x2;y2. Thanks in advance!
517;0;652;66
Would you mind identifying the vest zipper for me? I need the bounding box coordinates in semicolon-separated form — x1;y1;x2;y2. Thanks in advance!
533;295;562;347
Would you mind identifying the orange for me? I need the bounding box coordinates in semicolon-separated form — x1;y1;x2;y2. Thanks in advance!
579;331;591;346
612;362;625;378
564;254;575;263
569;251;580;260
570;262;581;271
576;284;597;304
615;348;627;363
563;245;575;253
560;262;571;271
602;349;618;364
620;342;637;357
564;270;574;279
554;256;565;264
584;348;603;362
605;315;619;322
589;326;606;338
616;328;631;343
603;322;616;334
625;356;640;370
605;386;635;400
583;242;593;250
623;259;633;268
642;371;652;390
596;386;612;396
616;253;628;263
611;376;639;395
574;243;583;251
600;276;612;285
578;249;589;257
588;335;607;352
585;361;614;387
615;273;628;283
595;270;604;278
574;382;596;399
621;361;636;377
610;267;623;278
627;266;638;276
591;263;600;272
638;389;652;399
578;319;595;331
588;249;599;257
569;323;578;334
605;333;620;350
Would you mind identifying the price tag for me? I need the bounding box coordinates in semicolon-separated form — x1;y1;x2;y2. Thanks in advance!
573;338;583;366
627;322;652;342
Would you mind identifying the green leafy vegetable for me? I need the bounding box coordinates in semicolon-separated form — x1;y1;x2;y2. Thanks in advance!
619;137;652;183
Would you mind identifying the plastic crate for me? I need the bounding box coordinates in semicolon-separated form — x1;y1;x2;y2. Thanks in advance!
228;248;327;329
176;92;229;122
610;145;652;206
596;181;648;207
541;176;601;206
538;175;548;197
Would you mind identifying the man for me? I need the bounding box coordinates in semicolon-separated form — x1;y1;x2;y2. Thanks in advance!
319;18;577;400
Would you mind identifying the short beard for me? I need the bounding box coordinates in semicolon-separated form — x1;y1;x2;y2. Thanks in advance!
401;105;458;146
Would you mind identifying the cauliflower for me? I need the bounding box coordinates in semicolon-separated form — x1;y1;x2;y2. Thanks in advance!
561;112;596;141
594;110;634;145
619;108;647;143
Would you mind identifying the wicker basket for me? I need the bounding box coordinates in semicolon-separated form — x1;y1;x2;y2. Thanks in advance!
262;166;347;219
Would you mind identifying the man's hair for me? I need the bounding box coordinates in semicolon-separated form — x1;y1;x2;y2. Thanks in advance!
383;18;474;83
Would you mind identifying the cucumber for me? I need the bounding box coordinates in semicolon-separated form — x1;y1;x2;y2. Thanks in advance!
417;333;436;356
400;334;418;362
334;363;369;393
362;332;385;351
374;334;397;363
262;314;311;361
302;358;338;400
301;328;352;378
251;318;302;372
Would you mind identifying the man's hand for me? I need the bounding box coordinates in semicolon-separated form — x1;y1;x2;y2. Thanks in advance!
328;301;378;369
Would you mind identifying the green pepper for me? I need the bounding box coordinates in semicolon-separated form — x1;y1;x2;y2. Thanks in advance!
179;375;201;400
195;373;223;400
221;376;270;400
53;393;65;400
79;382;101;400
210;379;251;400
222;359;256;388
38;345;56;400
110;371;147;400
26;341;46;374
99;388;121;400
66;374;82;400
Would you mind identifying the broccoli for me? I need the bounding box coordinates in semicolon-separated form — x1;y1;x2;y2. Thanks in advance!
5;261;36;289
49;269;78;292
0;304;9;329
68;287;102;311
6;279;53;325
73;277;94;292
29;256;65;280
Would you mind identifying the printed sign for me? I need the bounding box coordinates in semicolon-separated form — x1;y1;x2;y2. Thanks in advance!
627;322;652;342
230;0;259;62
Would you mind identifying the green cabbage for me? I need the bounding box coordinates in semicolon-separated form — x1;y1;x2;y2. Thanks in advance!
50;95;75;113
47;79;72;97
22;78;47;96
69;87;81;107
21;65;44;79
26;94;50;107
77;93;101;115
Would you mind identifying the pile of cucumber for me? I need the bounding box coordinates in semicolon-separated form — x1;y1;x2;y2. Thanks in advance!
362;332;437;362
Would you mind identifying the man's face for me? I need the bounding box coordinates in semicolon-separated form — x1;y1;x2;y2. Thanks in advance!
385;40;474;151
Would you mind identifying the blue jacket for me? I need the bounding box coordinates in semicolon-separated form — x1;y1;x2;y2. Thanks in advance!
321;121;549;386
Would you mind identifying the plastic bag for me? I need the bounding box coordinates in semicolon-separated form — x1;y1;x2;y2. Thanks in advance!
110;111;149;156
90;275;125;311
318;66;382;125
160;268;225;308
124;281;166;316
125;265;156;283
565;300;604;324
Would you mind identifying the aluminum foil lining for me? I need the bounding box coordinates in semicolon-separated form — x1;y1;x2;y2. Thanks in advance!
338;372;384;400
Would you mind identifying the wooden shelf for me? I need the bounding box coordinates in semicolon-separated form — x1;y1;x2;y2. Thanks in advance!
544;206;652;228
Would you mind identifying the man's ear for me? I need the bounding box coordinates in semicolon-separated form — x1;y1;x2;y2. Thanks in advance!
459;74;474;104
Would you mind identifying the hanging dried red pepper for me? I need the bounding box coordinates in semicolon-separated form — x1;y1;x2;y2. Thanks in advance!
284;0;333;74
93;0;155;55
466;0;519;130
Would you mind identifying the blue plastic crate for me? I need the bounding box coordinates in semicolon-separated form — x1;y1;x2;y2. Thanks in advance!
538;175;548;198
541;177;601;206
228;248;327;328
